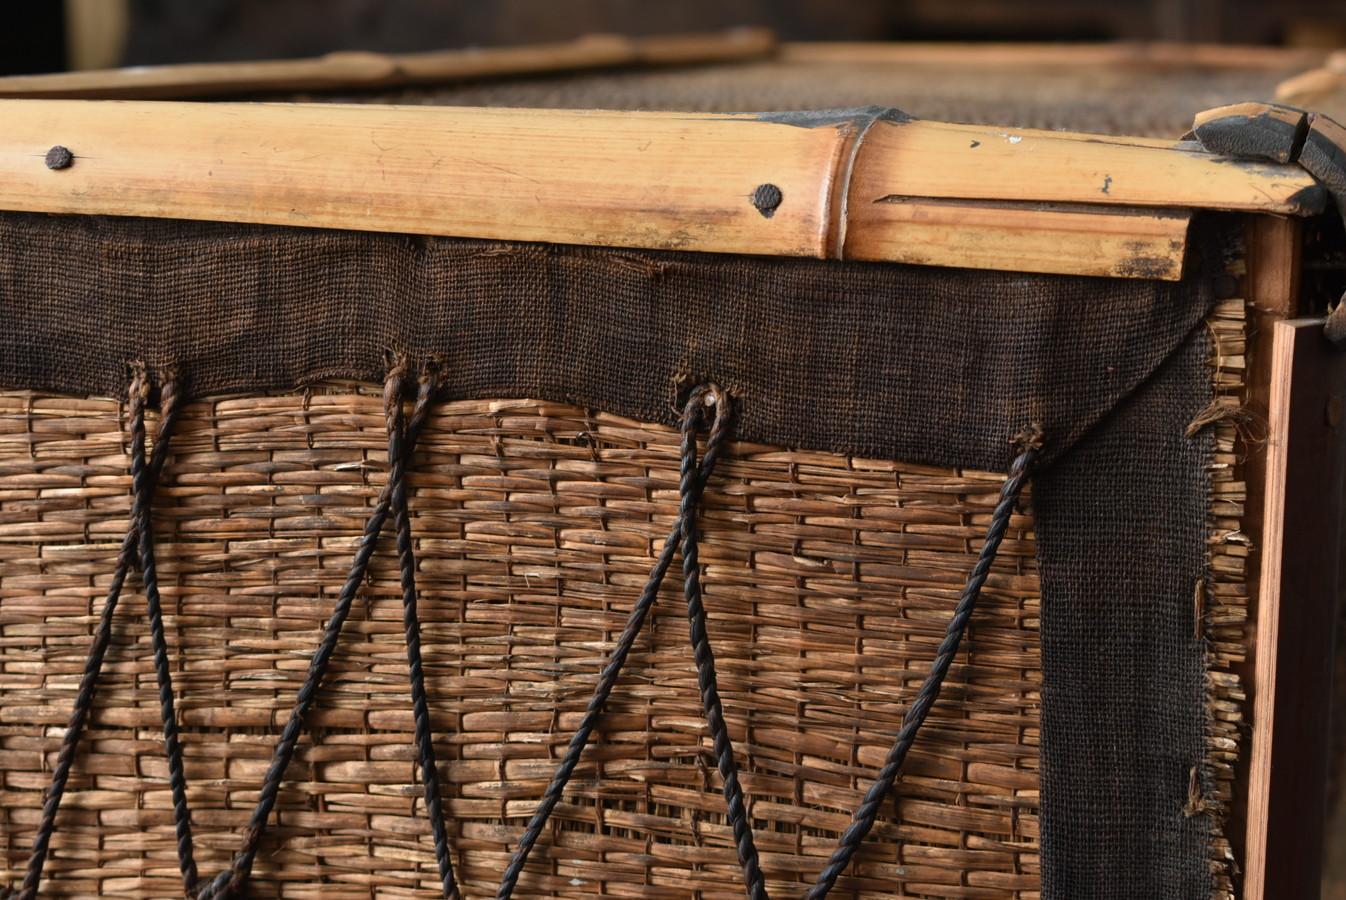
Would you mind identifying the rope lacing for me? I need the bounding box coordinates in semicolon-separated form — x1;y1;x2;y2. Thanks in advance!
11;369;194;899
13;368;1040;900
197;362;451;900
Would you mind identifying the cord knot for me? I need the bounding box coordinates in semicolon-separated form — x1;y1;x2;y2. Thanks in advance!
1012;423;1045;453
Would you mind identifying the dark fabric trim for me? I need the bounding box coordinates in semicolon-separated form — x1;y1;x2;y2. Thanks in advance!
1036;328;1214;899
0;210;1225;896
0;212;1220;472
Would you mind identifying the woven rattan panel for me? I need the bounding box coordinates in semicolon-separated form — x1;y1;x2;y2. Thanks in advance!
0;391;1044;898
319;60;1306;137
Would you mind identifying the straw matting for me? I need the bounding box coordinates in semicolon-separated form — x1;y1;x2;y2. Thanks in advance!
0;391;1043;898
0;303;1251;900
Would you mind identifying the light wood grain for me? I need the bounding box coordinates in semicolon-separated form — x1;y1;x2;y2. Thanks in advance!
0;101;1322;277
0;29;776;100
1233;215;1300;897
0;102;841;259
1243;317;1346;900
853;117;1324;215
843;198;1191;279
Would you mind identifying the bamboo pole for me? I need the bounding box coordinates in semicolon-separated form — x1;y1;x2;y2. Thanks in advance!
0;28;776;100
845;199;1191;279
0;101;1324;278
783;41;1328;70
1;36;1322;103
847;115;1321;214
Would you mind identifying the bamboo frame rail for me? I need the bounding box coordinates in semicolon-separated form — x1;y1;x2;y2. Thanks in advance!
0;37;1318;104
783;41;1329;70
0;37;1324;104
0;101;1326;279
0;28;777;100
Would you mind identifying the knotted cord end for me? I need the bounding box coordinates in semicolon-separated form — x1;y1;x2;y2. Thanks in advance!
1012;423;1045;454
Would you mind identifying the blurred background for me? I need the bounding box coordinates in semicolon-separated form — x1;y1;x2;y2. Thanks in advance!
3;0;1346;76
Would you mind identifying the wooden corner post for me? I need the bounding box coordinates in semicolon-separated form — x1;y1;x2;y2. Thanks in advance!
1243;316;1346;900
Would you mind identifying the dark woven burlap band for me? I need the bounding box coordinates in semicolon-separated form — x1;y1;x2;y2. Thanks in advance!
0;210;1225;898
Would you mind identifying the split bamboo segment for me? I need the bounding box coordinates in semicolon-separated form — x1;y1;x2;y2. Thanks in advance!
848;117;1322;214
844;200;1191;280
0;101;1324;279
0;28;777;100
0;389;1047;899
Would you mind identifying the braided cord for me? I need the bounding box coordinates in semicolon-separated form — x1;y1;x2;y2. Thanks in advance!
198;368;439;900
16;373;183;900
386;368;460;899
806;435;1040;899
679;389;768;900
128;374;199;895
497;388;734;899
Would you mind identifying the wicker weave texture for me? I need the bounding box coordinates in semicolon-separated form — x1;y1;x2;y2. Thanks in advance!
0;390;1044;898
1204;296;1252;900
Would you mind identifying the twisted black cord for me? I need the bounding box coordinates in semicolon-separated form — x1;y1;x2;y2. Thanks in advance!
496;387;734;899
386;368;460;900
15;372;182;900
198;368;440;900
130;373;199;896
678;388;768;900
805;433;1040;899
